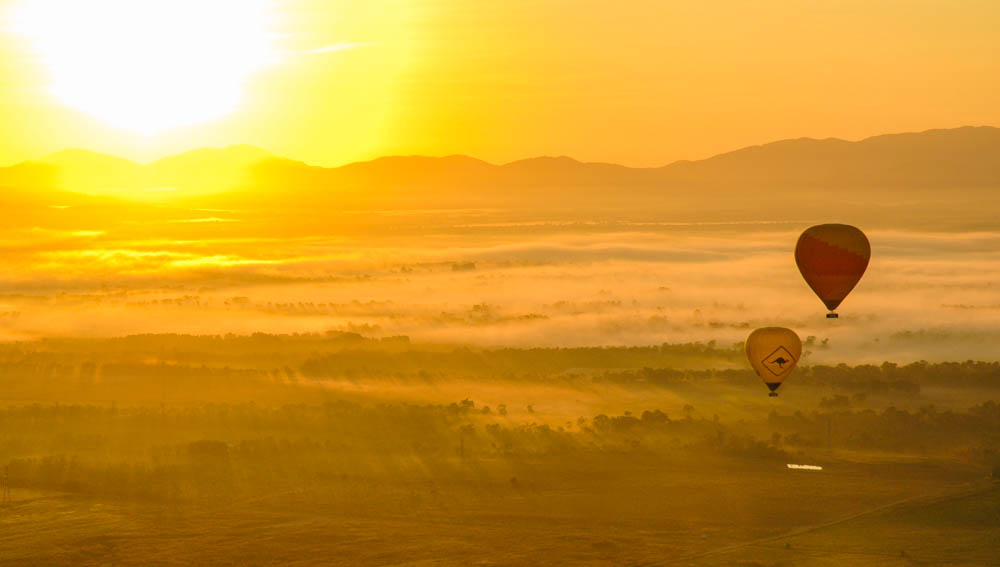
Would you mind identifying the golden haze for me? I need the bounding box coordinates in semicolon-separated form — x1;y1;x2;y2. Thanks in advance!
0;2;998;566
0;0;997;166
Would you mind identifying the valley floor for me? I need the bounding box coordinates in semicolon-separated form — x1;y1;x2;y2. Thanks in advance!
0;453;993;566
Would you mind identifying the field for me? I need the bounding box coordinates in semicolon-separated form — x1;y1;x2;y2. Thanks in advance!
0;445;994;565
0;205;997;565
0;331;997;565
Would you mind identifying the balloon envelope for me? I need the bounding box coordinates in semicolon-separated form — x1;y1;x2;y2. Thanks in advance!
795;224;870;312
745;327;802;395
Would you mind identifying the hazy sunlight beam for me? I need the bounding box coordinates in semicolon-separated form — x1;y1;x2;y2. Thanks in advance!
12;0;276;135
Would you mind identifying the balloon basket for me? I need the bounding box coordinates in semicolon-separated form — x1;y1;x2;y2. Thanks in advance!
826;313;839;319
768;392;778;397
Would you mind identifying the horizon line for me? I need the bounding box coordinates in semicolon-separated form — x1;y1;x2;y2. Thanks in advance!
7;123;998;171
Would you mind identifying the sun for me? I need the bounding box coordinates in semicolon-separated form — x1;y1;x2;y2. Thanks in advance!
13;0;276;135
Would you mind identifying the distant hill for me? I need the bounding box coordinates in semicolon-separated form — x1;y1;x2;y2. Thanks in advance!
3;126;999;213
41;149;141;178
660;126;1000;189
228;126;1000;209
145;145;273;194
0;161;93;206
29;145;274;200
39;149;143;194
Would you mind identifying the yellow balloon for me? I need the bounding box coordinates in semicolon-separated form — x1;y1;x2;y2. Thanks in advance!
745;327;802;397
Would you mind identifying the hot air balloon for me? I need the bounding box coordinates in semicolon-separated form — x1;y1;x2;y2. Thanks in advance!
746;327;802;397
795;224;870;318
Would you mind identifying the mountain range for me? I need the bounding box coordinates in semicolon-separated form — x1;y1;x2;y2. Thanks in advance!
2;126;998;210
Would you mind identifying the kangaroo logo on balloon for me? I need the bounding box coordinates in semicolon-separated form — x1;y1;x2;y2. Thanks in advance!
746;329;802;396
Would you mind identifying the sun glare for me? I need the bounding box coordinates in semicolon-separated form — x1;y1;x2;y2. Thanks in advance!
13;0;276;135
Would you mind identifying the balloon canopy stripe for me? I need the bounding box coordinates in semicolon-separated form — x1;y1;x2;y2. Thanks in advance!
795;224;870;313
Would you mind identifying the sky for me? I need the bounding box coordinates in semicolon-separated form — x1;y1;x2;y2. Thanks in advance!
0;0;997;167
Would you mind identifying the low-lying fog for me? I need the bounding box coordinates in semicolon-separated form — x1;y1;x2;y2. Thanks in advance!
0;211;997;363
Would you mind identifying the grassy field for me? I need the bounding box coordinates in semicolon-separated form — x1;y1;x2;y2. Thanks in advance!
0;335;996;565
692;480;1000;566
0;443;994;565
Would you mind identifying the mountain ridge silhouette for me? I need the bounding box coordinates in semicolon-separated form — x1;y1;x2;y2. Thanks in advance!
3;126;998;209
